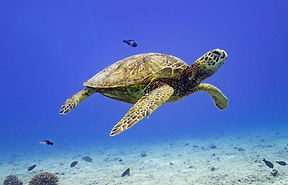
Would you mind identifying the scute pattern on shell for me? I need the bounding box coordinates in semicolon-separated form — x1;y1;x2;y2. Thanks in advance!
84;53;188;88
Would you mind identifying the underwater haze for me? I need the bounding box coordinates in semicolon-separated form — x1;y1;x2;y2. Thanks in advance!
0;1;288;184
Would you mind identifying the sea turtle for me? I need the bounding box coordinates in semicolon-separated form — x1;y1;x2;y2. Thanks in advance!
60;49;228;136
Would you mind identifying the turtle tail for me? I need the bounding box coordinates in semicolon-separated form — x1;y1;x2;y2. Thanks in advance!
59;87;97;115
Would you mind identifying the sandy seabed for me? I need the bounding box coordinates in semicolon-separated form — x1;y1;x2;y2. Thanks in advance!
1;131;288;185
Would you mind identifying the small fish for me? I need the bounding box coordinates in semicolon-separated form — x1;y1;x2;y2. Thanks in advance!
121;168;131;177
263;158;274;168
276;161;287;166
70;161;78;168
211;153;216;157
123;40;137;47
82;156;92;162
27;164;36;171
40;140;54;146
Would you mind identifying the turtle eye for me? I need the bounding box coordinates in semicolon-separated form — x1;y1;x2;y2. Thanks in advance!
212;50;221;57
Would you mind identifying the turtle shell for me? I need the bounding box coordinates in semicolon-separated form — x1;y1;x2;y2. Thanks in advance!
84;53;188;88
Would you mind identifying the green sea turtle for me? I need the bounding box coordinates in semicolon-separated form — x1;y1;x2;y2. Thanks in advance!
60;49;228;136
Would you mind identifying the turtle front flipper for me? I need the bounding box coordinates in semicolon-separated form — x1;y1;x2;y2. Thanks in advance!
59;87;96;115
110;84;174;136
195;83;228;110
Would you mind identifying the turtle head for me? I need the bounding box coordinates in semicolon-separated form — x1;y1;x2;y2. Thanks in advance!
197;49;228;72
188;49;228;83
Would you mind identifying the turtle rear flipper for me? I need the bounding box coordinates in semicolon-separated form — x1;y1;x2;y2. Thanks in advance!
110;84;174;136
59;87;97;114
195;83;228;110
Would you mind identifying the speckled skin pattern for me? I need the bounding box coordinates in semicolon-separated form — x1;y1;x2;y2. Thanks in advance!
60;49;228;136
110;84;175;136
59;88;96;114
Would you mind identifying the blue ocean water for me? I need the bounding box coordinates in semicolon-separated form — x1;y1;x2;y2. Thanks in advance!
0;1;287;184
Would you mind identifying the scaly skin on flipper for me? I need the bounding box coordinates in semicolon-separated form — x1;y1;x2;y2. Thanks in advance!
59;87;96;114
110;84;174;136
195;83;228;110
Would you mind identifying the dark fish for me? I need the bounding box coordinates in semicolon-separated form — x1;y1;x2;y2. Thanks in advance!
40;140;54;146
27;164;36;171
82;156;92;162
141;152;147;157
263;158;274;168
276;161;287;166
70;161;78;167
123;40;137;47
121;168;131;177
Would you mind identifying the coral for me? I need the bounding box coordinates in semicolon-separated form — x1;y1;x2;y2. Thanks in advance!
3;175;23;185
29;172;59;185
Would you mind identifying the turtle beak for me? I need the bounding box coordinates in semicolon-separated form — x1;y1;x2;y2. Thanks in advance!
220;50;227;59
